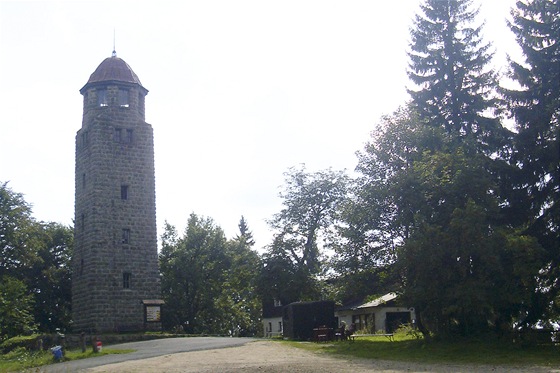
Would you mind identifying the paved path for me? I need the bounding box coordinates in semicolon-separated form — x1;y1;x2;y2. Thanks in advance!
37;337;255;372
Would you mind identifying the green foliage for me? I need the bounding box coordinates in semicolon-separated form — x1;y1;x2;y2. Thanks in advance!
160;214;261;336
257;248;303;305
408;0;505;155
0;182;41;279
0;334;42;354
346;106;545;338
0;277;36;341
0;347;52;373
0;183;74;336
235;215;255;247
262;165;349;303
502;0;560;325
30;223;73;333
0;346;133;372
331;109;440;304
269;166;349;274
330;0;551;340
400;200;544;337
394;323;423;340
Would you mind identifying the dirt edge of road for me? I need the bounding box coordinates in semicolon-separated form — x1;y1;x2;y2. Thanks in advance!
83;340;559;373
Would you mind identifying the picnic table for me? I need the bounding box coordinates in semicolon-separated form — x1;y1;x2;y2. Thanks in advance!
312;326;334;342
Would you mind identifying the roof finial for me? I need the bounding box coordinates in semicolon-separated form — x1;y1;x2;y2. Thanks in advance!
112;29;117;57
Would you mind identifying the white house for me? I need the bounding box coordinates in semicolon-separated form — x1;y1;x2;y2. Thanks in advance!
335;293;416;334
262;299;283;337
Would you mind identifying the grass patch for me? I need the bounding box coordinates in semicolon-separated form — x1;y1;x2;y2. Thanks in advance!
280;334;560;368
0;347;134;372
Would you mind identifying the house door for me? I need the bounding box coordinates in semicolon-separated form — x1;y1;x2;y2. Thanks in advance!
385;312;411;333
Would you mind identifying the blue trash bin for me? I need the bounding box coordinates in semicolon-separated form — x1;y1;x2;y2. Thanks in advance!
51;346;63;360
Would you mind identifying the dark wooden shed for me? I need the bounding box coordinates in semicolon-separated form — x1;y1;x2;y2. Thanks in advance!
282;300;336;340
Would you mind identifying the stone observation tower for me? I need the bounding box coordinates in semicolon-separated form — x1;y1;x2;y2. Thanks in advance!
72;51;162;332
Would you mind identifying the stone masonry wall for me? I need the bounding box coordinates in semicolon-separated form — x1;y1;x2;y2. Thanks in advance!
72;83;160;333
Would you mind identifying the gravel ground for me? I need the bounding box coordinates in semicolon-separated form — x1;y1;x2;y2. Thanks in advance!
81;340;560;373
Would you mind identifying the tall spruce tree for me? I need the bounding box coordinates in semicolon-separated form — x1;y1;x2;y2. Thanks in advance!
503;0;560;325
407;0;503;154
235;215;255;247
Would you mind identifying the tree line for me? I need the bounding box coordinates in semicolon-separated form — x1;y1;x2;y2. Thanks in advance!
0;182;72;340
260;0;559;339
0;0;557;341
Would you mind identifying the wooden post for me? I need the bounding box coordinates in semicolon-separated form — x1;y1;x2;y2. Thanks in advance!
92;335;98;353
80;332;86;353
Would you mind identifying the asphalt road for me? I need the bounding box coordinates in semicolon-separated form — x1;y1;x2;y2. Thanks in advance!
38;337;256;372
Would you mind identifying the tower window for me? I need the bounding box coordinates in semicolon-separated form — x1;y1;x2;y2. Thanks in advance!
97;90;108;107
125;129;133;144
119;89;129;107
121;185;129;200
123;272;131;289
122;229;130;244
115;128;133;144
81;131;89;147
114;128;122;142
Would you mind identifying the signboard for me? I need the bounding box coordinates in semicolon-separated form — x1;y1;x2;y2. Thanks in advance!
146;305;161;322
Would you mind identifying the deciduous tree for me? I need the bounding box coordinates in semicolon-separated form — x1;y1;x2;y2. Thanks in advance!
263;165;349;302
0;276;36;340
0;183;74;334
160;214;261;335
160;214;229;333
0;182;41;279
30;223;73;333
348;109;543;338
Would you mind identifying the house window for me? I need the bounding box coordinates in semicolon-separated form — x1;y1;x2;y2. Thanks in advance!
274;299;282;307
97;90;108;107
123;272;131;289
119;89;129;107
278;322;282;332
122;229;130;244
268;322;272;332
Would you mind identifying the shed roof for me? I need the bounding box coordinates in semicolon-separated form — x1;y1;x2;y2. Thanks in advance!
357;292;398;309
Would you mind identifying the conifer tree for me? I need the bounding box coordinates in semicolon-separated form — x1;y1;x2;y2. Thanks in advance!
407;0;503;154
236;215;255;247
503;0;560;325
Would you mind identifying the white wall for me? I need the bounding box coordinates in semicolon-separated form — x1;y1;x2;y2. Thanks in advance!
335;306;416;333
262;316;283;337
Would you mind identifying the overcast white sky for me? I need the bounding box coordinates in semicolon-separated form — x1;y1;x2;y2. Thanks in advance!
0;0;519;250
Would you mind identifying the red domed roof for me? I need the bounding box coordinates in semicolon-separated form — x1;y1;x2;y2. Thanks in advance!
80;54;146;93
